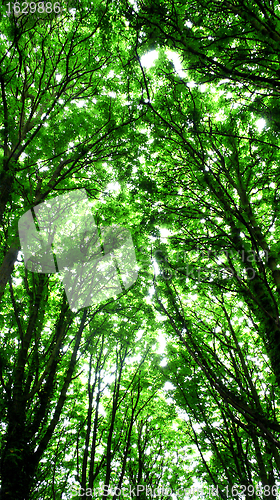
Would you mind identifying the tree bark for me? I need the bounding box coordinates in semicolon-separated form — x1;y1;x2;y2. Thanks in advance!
0;244;19;303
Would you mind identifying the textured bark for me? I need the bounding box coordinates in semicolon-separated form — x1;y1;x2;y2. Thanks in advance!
0;244;19;303
0;173;14;225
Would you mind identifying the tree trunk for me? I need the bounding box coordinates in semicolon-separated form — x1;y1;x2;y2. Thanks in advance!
0;417;36;499
0;244;19;303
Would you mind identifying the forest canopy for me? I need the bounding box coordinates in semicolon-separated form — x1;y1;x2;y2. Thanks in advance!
1;0;280;499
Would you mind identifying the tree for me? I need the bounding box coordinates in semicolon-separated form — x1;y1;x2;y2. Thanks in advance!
0;2;146;497
0;0;142;299
121;0;280;493
2;0;280;497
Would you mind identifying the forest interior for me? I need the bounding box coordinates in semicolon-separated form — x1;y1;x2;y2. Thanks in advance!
1;0;280;498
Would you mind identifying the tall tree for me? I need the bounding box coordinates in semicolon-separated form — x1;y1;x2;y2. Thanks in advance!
0;2;144;497
121;0;280;492
2;0;280;496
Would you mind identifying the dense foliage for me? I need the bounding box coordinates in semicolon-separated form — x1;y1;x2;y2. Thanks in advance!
1;0;280;498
